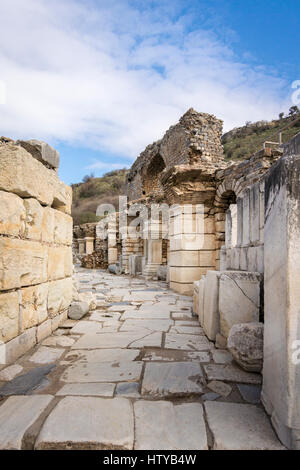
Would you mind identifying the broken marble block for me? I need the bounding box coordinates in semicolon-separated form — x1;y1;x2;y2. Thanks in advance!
78;292;97;310
219;271;262;339
68;301;89;320
17;139;60;169
227;322;264;372
203;271;221;341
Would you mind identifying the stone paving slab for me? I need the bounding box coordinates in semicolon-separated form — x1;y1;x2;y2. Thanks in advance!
170;326;205;335
142;350;210;362
0;364;56;396
165;333;214;351
129;332;162;348
134;401;208;450
142;362;204;397
56;382;115;397
204;364;262;384
71;332;149;349
62;361;143;383
121;309;171;320
204;402;285;450
64;348;140;363
120;319;173;332
29;347;64;364
115;382;140;398
0;395;53;449
70;321;103;335
0;365;23;381
35;397;134;450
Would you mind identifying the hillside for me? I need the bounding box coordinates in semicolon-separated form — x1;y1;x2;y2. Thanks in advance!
72;169;128;225
222;113;300;161
71;111;300;225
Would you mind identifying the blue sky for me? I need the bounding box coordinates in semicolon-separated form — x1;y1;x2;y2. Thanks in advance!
0;0;299;185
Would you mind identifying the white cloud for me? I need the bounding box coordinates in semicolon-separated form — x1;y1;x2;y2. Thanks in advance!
85;161;128;171
0;0;291;162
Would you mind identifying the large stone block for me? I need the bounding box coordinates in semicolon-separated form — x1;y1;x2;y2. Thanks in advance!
48;278;72;317
20;283;48;330
17;139;60;169
0;291;19;343
53;181;72;215
169;266;206;283
219;271;261;339
41;207;55;243
198;277;205;326
0;191;25;237
48;246;72;280
1;327;37;365
53;211;73;245
24;198;44;241
0;238;48;290
228;322;263;372
0;144;56;205
203;271;221;341
262;150;300;449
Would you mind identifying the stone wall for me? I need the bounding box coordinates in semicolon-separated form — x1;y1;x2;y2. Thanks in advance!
0;138;72;364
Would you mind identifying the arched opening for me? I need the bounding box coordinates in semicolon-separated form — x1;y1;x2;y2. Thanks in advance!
215;189;237;269
142;153;166;197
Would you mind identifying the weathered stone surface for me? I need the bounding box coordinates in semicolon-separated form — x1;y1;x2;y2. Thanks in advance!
64;349;140;363
219;271;261;339
53;211;72;245
204;364;261;384
205;402;285;450
0;144;61;206
165;333;213;351
142;362;203;397
48;278;72;317
0;238;48;290
0;190;25;237
20;283;48;330
0;291;19;343
0;364;55;396
122;308;171;320
36;319;52;343
208;380;232;397
0;395;53;449
68;301;89;320
128;332;163;348
71;332;147;349
170;325;204;335
115;382;140;398
42;336;75;347
48;246;72;280
212;349;233;364
56;383;115;397
228;322;263;372
70;321;102;334
35;397;134;449
202;271;221;341
24;198;44;241
120;319;173;332
29;346;64;364
238;384;261;404
3;327;37;365
134;401;208;450
0;364;23;381
62;361;143;383
17;139;60;169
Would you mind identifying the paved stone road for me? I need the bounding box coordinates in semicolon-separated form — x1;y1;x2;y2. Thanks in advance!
0;267;285;450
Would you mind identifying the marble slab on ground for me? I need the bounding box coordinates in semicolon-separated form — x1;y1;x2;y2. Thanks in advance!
165;333;214;351
29;347;64;364
0;365;55;396
142;349;210;363
0;395;53;449
71;332;150;349
42;336;76;347
62;361;143;383
120;319;173;332
121;309;171;320
128;332;162;348
64;348;140;363
134;401;207;450
56;383;115;397
142;362;204;397
204;364;261;384
115;382;140;398
169;326;204;335
35;397;134;450
211;350;233;364
204;402;285;450
70;321;103;335
0;365;23;381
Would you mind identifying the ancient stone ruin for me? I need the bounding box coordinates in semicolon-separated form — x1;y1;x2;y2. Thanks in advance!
1;108;300;449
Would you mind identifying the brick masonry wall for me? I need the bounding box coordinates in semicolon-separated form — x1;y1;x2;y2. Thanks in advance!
0;139;73;364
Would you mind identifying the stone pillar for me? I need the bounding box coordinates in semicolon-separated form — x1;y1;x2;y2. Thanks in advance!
84;237;94;255
142;220;163;279
78;238;85;254
262;146;300;449
169;205;216;295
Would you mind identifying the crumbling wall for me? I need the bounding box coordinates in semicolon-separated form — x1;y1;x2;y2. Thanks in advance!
0;138;72;364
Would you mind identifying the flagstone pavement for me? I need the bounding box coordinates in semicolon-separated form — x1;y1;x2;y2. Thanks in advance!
0;267;285;450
